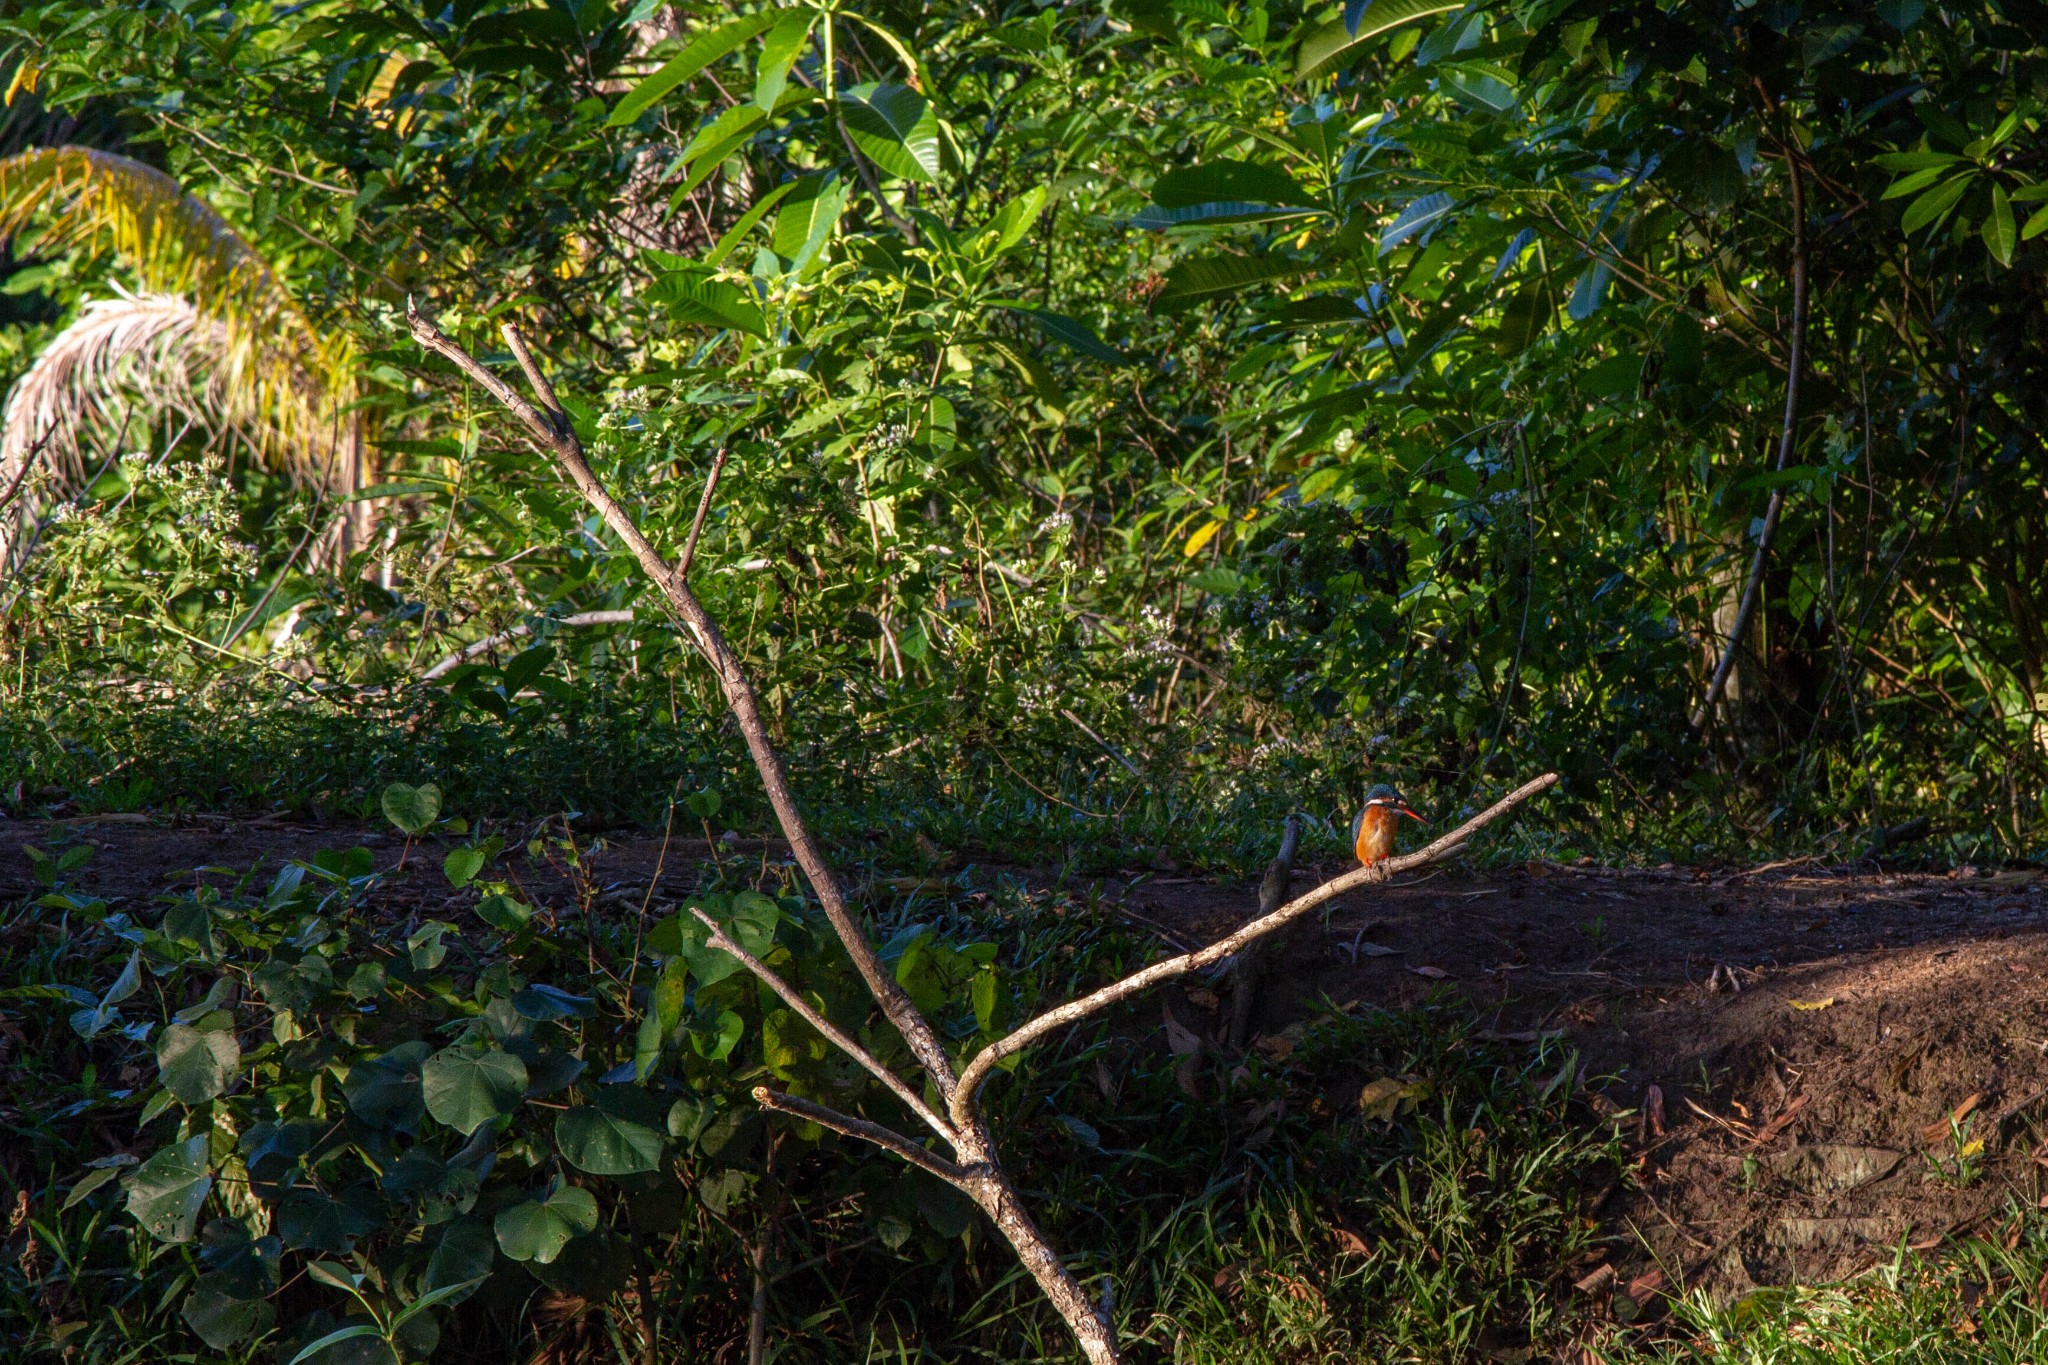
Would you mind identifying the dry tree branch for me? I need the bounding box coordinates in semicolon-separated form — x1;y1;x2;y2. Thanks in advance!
688;907;955;1145
400;302;1558;1365
949;773;1558;1132
749;1088;969;1183
418;609;638;682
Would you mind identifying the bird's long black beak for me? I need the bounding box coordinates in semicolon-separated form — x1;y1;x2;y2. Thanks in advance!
1397;804;1428;825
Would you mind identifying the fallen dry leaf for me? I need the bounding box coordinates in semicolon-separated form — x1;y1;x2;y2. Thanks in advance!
1789;997;1835;1011
1411;965;1450;979
1745;1092;1810;1148
1643;1084;1666;1139
1329;1225;1371;1256
1921;1092;1984;1145
1359;1075;1431;1122
1573;1263;1616;1295
1252;1032;1296;1060
1162;1003;1203;1057
1625;1268;1667;1301
1185;988;1220;1011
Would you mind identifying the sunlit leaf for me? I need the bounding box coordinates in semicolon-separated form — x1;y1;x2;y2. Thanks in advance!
839;83;940;183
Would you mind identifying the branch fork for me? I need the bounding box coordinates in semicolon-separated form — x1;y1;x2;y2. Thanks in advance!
403;301;1560;1364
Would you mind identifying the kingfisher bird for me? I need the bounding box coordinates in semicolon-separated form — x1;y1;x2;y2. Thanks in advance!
1352;784;1426;866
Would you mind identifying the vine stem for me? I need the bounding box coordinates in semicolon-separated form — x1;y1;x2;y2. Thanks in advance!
1692;145;1809;730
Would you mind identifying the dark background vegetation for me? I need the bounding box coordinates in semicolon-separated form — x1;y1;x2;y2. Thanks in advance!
1;0;2047;1360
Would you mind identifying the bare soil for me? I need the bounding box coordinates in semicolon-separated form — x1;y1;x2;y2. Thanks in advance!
7;812;2046;1309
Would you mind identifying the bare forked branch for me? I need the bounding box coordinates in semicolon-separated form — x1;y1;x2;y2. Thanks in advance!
400;304;1561;1365
949;773;1560;1131
405;302;963;1099
690;907;956;1146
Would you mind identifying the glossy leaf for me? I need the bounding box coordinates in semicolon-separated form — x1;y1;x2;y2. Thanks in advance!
606;11;779;127
555;1105;665;1175
839;83;941;183
421;1046;527;1135
494;1184;599;1265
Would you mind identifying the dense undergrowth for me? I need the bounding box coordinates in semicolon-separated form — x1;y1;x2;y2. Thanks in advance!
0;818;1628;1362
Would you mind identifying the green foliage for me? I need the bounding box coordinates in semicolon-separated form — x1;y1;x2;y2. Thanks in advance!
0;793;1017;1360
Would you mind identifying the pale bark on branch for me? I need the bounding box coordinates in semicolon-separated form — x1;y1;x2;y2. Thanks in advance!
401;302;1561;1365
949;773;1558;1131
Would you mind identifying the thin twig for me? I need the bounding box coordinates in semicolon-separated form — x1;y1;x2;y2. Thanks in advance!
950;775;1558;1129
690;906;958;1146
750;1087;969;1183
500;324;565;430
418;609;637;681
677;447;729;579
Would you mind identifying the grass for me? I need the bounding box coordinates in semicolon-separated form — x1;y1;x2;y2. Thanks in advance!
3;680;2026;876
1605;1230;2048;1363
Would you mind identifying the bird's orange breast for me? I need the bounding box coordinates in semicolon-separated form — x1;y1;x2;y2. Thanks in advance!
1355;805;1398;864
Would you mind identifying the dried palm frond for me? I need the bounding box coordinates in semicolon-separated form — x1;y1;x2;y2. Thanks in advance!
1;289;228;482
0;147;358;511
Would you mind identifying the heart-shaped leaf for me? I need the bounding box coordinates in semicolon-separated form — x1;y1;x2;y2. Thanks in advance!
157;1024;240;1105
422;1046;528;1136
381;782;442;836
555;1105;665;1175
127;1136;212;1243
494;1184;599;1264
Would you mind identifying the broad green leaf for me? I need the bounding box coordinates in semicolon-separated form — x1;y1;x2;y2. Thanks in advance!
647;271;768;337
1001;307;1125;364
443;845;488;888
839;83;940;183
1497;277;1554;353
421;1046;527;1136
1899;174;1970;234
986;185;1049;255
183;1285;275;1350
512;983;595;1020
1132;201;1322;229
342;1040;432;1130
1872;150;1961;172
771;174;850;272
494;1184;599;1264
761;1008;828;1077
1985;183;2016;265
753;8;816;112
1154;254;1301;312
1442;65;1518;112
380;782;441;836
705;181;797;267
425;1219;495;1302
2025;203;2048;242
1881;164;1955;199
1297;0;1464;79
1151;160;1314;209
127;1136;212;1243
158;1023;239;1104
555;1105;665;1175
681;101;768;166
606;11;779;126
691;1007;744;1061
1567;259;1612;320
1378;192;1455;256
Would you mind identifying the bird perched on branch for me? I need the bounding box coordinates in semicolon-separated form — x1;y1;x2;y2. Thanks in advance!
1352;784;1426;865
